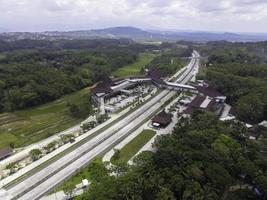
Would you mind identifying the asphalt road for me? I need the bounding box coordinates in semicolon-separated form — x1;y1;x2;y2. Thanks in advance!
7;51;200;200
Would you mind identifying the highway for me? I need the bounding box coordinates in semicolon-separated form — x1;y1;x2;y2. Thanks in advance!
6;51;200;200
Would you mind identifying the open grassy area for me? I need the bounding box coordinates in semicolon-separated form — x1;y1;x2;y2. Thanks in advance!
196;60;207;80
111;129;156;165
112;53;155;78
0;87;92;149
54;157;103;192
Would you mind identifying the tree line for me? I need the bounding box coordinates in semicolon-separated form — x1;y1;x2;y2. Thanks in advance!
0;39;157;112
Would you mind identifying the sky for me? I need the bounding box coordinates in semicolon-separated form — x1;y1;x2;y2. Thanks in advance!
1;0;267;33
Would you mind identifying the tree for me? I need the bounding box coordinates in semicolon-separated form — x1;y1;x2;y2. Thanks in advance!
96;114;108;124
255;175;267;195
69;104;81;118
236;93;264;123
60;134;73;144
30;149;42;161
6;162;17;174
81;121;96;132
112;149;120;160
63;182;76;197
44;141;57;153
156;187;176;200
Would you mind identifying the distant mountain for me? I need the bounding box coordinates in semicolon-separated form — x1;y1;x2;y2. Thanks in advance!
91;26;151;39
93;26;147;35
1;26;267;42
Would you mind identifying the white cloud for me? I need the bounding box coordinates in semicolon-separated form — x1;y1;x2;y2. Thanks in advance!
0;0;267;32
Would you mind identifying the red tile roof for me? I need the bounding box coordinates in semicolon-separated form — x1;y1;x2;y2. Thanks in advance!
146;69;166;84
152;110;172;126
91;78;131;95
196;85;223;98
189;95;206;108
183;95;219;115
91;81;113;95
206;98;217;109
183;106;195;115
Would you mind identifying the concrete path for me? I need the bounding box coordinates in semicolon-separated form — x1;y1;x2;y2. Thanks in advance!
220;103;232;118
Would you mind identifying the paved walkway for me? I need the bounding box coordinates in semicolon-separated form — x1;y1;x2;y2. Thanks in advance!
40;191;67;200
220;103;232;118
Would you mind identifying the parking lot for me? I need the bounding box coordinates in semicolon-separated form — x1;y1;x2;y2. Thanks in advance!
104;84;156;112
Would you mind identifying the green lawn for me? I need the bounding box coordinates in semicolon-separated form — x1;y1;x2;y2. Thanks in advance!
55;157;103;192
111;129;156;165
112;53;155;78
0;87;92;149
196;63;207;79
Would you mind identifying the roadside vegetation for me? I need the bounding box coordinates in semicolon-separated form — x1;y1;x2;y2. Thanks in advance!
55;157;105;193
146;47;191;75
0;42;139;112
112;53;155;78
111;129;156;165
75;112;267;200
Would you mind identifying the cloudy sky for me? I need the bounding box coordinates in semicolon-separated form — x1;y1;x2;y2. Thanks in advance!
1;0;267;32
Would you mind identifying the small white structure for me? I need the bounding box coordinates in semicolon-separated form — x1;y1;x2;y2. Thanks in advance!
82;179;89;187
245;123;253;128
220;116;236;121
259;120;267;128
249;136;256;140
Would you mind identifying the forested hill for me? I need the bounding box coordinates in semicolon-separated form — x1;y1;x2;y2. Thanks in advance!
0;38;134;52
0;39;157;112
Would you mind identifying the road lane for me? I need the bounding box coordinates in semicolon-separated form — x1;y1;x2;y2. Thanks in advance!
7;51;199;200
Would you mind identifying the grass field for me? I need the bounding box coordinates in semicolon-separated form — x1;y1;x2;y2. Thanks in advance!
196;60;206;79
111;129;156;165
112;53;155;78
0;87;92;149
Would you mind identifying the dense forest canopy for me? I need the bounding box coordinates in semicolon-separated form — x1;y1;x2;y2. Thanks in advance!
76;112;267;200
198;41;267;124
0;39;191;113
0;39;160;112
72;41;267;200
0;38;135;52
146;47;192;74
